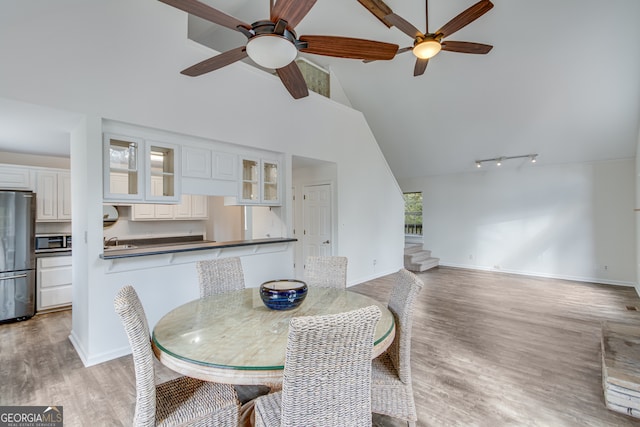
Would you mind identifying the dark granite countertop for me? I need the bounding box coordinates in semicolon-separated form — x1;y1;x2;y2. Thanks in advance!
100;237;297;260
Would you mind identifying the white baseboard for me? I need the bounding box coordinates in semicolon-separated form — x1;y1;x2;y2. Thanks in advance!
440;262;636;287
69;330;131;367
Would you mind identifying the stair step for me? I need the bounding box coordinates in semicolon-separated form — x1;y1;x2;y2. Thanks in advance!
404;250;432;263
406;257;440;272
404;245;424;255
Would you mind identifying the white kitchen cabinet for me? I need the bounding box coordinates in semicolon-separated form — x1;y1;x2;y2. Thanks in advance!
131;194;208;220
182;146;211;179
0;164;33;190
103;133;144;202
37;255;72;312
174;194;208;219
130;203;156;220
36;170;71;222
145;140;180;203
190;195;208;218
213;151;237;181
182;146;237;182
237;157;280;205
104;134;180;204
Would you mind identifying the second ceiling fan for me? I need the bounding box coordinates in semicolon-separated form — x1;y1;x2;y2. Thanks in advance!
159;0;400;99
358;0;494;76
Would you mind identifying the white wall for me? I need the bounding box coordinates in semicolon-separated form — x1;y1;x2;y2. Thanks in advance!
636;129;640;294
401;159;636;285
0;0;403;365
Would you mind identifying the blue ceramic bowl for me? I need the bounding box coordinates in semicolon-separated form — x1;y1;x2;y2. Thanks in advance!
260;279;308;311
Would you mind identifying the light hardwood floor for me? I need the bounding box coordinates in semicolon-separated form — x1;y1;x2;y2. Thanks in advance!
2;267;640;426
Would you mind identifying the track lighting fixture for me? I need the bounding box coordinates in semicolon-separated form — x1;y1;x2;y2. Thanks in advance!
475;154;538;168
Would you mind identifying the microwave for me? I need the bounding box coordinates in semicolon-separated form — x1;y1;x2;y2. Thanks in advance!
35;234;72;253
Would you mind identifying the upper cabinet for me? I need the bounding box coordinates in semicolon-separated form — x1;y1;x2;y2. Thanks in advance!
145;141;179;203
103;133;180;203
238;157;280;205
182;146;237;181
36;170;71;222
0;164;34;190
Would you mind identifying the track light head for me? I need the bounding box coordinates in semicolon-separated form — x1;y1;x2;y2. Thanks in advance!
474;154;539;169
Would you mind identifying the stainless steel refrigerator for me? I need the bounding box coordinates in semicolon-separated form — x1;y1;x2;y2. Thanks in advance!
0;190;36;322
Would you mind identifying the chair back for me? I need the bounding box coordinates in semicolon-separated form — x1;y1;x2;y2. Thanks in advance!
280;305;381;427
303;256;348;288
114;285;156;426
387;269;424;384
196;257;245;298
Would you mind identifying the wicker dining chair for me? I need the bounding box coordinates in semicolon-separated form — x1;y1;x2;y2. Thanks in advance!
253;305;382;427
303;255;348;288
371;269;424;427
196;257;245;297
114;285;240;427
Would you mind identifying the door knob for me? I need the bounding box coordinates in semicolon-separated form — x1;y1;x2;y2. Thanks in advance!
323;240;330;244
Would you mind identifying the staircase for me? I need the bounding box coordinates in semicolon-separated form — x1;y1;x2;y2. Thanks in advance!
404;244;439;272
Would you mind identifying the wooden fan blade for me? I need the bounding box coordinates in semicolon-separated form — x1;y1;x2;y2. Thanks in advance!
385;13;424;39
441;41;493;54
159;0;251;32
363;46;412;63
180;47;248;76
436;0;494;39
414;58;429;76
299;35;398;60
276;62;309;99
357;0;394;28
270;0;317;29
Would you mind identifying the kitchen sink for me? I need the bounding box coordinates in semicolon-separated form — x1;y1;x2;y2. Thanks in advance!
103;244;137;251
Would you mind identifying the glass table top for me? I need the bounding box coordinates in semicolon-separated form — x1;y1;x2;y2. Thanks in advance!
152;287;395;371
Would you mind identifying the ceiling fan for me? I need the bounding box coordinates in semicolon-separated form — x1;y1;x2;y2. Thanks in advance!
358;0;494;76
159;0;399;99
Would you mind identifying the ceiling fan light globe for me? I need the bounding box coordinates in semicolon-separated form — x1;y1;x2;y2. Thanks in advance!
413;40;441;59
246;35;298;69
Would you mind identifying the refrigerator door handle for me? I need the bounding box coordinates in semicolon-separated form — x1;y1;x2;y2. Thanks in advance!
0;274;28;281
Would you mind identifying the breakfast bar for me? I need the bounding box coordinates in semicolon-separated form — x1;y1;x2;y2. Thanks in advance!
100;237;297;259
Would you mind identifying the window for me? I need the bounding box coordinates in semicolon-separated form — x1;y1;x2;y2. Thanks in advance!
404;192;422;235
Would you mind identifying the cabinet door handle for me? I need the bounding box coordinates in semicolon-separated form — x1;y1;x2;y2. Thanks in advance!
0;274;28;281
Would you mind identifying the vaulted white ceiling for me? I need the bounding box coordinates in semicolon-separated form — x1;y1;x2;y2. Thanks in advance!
1;0;639;179
187;0;640;178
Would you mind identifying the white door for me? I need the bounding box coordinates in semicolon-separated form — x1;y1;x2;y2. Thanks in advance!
302;184;332;265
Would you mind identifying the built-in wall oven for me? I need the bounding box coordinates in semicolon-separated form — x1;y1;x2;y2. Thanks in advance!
35;234;72;254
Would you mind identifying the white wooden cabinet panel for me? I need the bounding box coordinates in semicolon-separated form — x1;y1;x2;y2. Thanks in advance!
132;194;208;220
173;195;192;218
154;203;174;219
37;255;72;312
182;146;211;179
58;172;72;220
0;164;32;190
36;170;71;222
190;195;208;218
213;152;237;181
36;172;57;221
131;203;155;219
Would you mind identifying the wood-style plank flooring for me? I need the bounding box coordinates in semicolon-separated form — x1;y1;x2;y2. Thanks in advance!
2;267;640;426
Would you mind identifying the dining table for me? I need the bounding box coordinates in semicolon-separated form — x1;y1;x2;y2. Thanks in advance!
151;286;395;387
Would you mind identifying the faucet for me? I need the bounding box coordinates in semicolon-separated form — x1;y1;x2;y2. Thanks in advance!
104;236;118;247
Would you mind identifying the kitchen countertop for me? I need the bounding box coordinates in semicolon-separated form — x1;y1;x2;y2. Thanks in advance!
100;237;297;260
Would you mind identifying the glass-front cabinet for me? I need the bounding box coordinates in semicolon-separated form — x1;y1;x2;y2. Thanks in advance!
104;134;143;201
145;141;179;202
262;160;279;204
238;157;280;205
240;158;259;203
103;134;180;203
